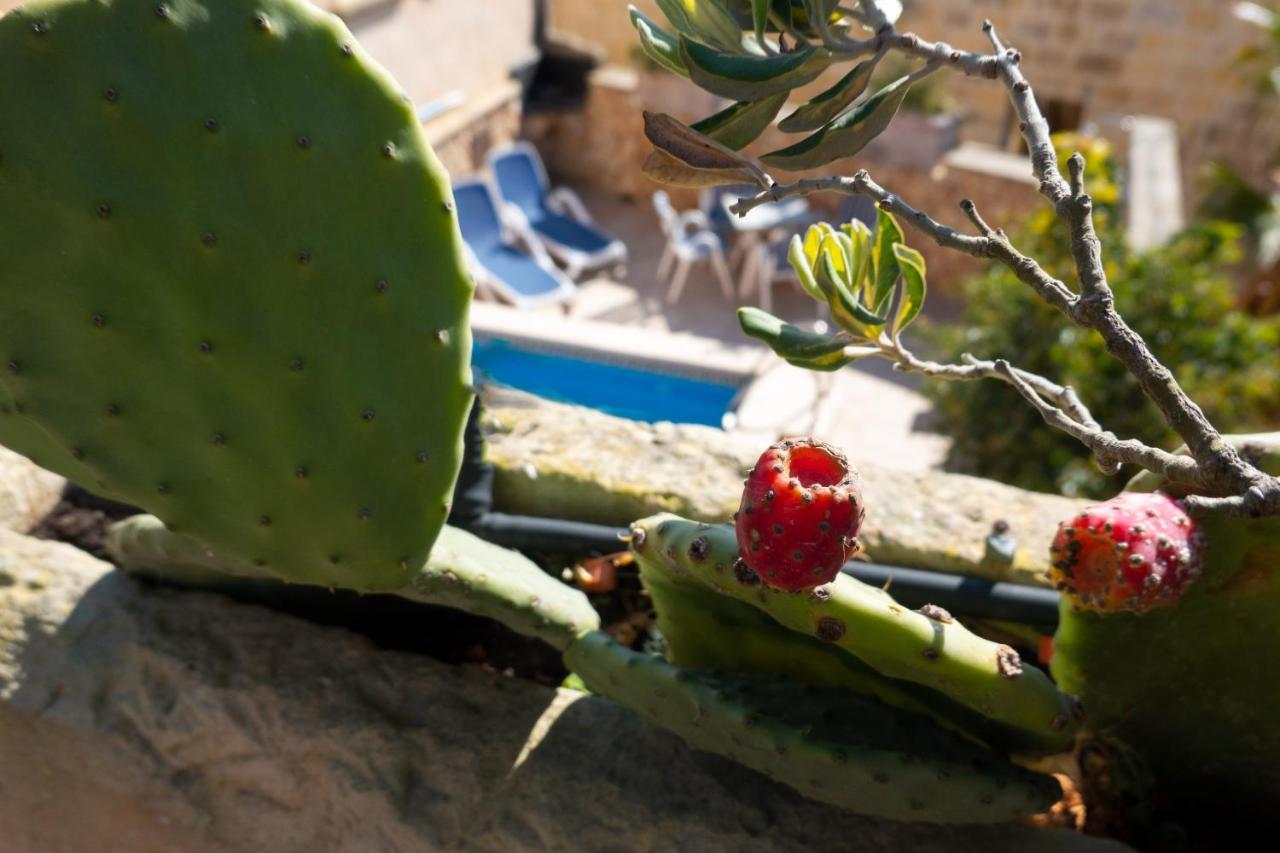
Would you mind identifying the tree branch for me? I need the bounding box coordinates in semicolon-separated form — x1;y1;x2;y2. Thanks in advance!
730;173;1079;315
723;11;1280;512
991;360;1203;485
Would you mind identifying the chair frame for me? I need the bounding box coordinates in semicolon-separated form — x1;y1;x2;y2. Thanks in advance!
652;191;734;305
487;141;628;280
454;177;576;311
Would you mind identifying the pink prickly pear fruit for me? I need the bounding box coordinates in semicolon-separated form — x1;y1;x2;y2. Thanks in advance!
1050;492;1204;614
735;438;865;591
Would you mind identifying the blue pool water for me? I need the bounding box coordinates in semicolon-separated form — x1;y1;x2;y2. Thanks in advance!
471;336;740;427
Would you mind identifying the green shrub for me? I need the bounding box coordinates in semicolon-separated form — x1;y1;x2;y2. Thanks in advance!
922;138;1280;497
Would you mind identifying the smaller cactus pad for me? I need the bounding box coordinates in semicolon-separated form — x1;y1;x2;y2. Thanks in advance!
109;514;599;650
565;631;1061;823
632;514;1080;754
0;0;474;590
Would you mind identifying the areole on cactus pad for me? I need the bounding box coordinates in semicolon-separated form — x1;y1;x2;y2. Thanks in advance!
0;0;474;591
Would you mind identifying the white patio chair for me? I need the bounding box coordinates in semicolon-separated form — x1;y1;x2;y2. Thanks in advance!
651;191;734;305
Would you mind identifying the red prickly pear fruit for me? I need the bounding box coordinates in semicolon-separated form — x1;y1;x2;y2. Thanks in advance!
1049;492;1204;614
735;438;865;591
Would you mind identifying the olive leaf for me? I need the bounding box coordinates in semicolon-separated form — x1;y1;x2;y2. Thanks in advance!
801;222;837;267
891;242;926;335
817;243;888;330
841;218;873;301
642;149;768;188
761;75;912;170
643;111;771;188
786;234;826;302
777;52;882;133
739;307;876;371
869;206;904;315
680;35;832;101
656;0;744;52
692;91;789;150
630;6;689;77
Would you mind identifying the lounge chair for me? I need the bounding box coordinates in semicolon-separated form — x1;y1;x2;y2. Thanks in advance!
652;190;734;305
452;179;576;310
487;142;628;279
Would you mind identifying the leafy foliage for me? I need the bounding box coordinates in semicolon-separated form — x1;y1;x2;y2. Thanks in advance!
922;138;1280;497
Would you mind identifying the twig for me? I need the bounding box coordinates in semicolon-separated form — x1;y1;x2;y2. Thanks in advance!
731;173;1078;315
991;361;1201;484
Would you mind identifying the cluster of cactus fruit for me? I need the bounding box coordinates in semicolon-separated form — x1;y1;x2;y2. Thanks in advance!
3;0;1279;836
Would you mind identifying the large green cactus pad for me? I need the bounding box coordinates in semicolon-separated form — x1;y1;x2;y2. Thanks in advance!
565;631;1060;823
0;0;474;590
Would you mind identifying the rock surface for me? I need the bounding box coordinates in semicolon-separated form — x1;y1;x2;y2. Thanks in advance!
0;529;1133;852
0;445;63;533
481;388;1087;585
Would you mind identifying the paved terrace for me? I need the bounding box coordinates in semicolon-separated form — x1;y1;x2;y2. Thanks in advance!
474;185;953;472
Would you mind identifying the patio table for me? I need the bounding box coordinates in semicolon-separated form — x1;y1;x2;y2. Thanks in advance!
704;187;816;297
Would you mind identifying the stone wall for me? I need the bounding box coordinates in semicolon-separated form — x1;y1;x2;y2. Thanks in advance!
548;0;1280;205
425;80;524;178
325;0;538;106
0;529;1132;853
479;387;1085;586
525;63;1043;286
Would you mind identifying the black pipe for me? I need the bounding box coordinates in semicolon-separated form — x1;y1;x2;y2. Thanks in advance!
466;512;1061;628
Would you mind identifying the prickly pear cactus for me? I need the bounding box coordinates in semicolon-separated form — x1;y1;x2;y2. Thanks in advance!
109;513;601;651
566;631;1060;824
1052;434;1280;825
0;0;474;591
632;514;1080;755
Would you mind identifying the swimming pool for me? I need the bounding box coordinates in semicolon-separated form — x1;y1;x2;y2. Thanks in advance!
471;336;743;428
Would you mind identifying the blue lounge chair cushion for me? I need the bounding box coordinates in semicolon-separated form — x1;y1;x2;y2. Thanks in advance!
454;182;504;253
491;150;546;218
491;147;622;258
481;245;568;300
531;212;616;254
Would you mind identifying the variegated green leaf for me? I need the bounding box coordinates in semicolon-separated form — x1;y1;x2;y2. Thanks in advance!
786;235;826;301
657;0;744;51
680;35;832;102
630;6;689;77
818;247;887;331
762;75;912;170
819;233;851;281
891;243;927;335
739;307;872;371
841;218;873;299
870;207;904;314
692;91;789;150
777;53;882;133
802;222;836;266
